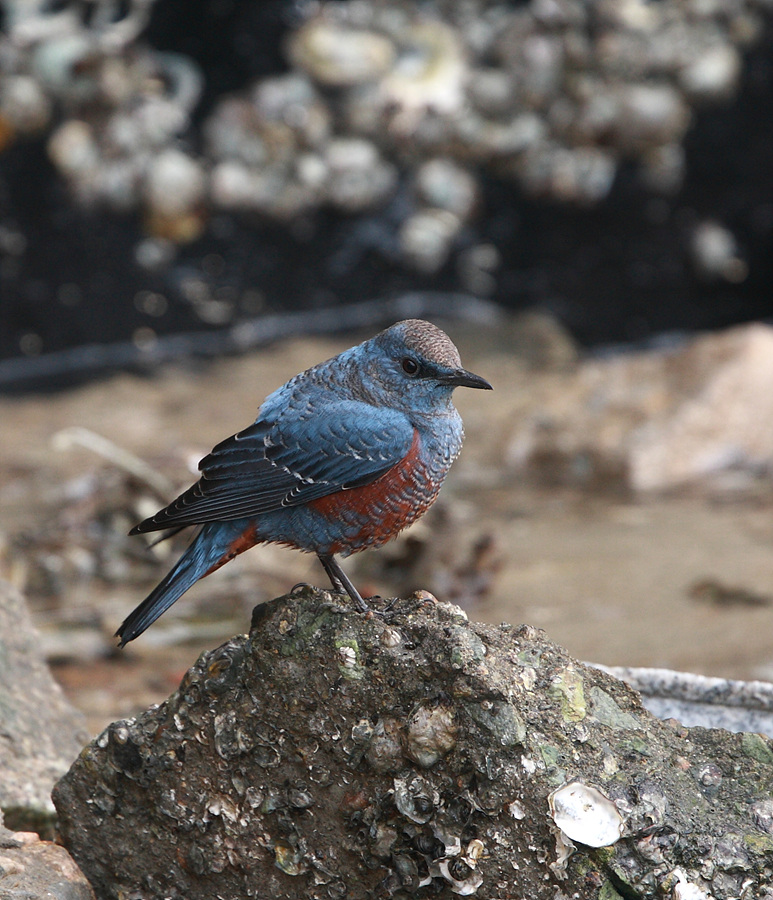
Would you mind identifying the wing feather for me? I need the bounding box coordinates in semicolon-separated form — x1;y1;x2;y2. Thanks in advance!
131;402;413;534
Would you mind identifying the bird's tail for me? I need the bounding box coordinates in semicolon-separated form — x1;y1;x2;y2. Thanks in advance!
116;522;245;646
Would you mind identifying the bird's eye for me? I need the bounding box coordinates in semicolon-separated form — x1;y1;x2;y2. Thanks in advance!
401;357;420;376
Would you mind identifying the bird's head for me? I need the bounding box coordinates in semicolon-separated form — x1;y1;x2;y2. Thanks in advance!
365;319;492;410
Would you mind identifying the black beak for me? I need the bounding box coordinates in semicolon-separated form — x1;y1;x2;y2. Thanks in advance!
441;367;493;390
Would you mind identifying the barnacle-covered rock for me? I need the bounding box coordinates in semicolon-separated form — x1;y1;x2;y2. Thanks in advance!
0;74;51;138
54;590;773;899
287;19;396;88
143;148;208;243
393;774;438;824
398;207;463;273
3;0;771;274
415;158;478;220
323;137;397;212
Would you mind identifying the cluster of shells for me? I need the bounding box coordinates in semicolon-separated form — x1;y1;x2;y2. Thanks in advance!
0;0;769;272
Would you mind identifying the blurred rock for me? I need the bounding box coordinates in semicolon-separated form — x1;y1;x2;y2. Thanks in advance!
0;814;95;900
0;579;88;830
2;0;770;240
287;19;396;88
597;665;773;737
504;309;580;370
4;438;180;609
506;322;773;493
690;219;749;283
359;501;502;609
630;324;773;490
2;0;773;378
53;590;773;899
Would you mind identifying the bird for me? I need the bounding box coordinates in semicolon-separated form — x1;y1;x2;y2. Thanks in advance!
116;319;492;645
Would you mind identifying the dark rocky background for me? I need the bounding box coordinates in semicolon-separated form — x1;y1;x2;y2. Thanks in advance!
1;0;772;391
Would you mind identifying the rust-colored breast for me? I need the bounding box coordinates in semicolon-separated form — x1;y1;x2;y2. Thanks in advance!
307;429;438;555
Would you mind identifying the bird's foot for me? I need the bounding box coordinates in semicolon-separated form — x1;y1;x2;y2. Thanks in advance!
291;581;316;595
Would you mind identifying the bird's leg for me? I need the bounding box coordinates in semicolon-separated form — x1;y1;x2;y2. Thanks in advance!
317;554;370;612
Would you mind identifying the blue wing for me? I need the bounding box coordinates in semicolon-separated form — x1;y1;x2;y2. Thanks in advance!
130;400;414;533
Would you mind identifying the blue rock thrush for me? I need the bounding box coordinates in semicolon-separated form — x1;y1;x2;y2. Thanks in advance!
117;319;492;645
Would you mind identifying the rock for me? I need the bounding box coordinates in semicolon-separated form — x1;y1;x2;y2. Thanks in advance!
597;665;773;737
4;0;773;385
0;812;95;900
630;324;773;490
0;579;89;831
503;309;580;370
690;219;748;282
506;323;773;492
11;0;766;235
54;589;773;899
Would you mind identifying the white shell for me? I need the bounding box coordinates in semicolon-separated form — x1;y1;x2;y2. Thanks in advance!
508;800;526;820
670;868;711;900
548;781;623;848
338;645;357;669
436;859;483;896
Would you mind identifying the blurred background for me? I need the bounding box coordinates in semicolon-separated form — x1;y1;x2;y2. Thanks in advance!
1;0;773;735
